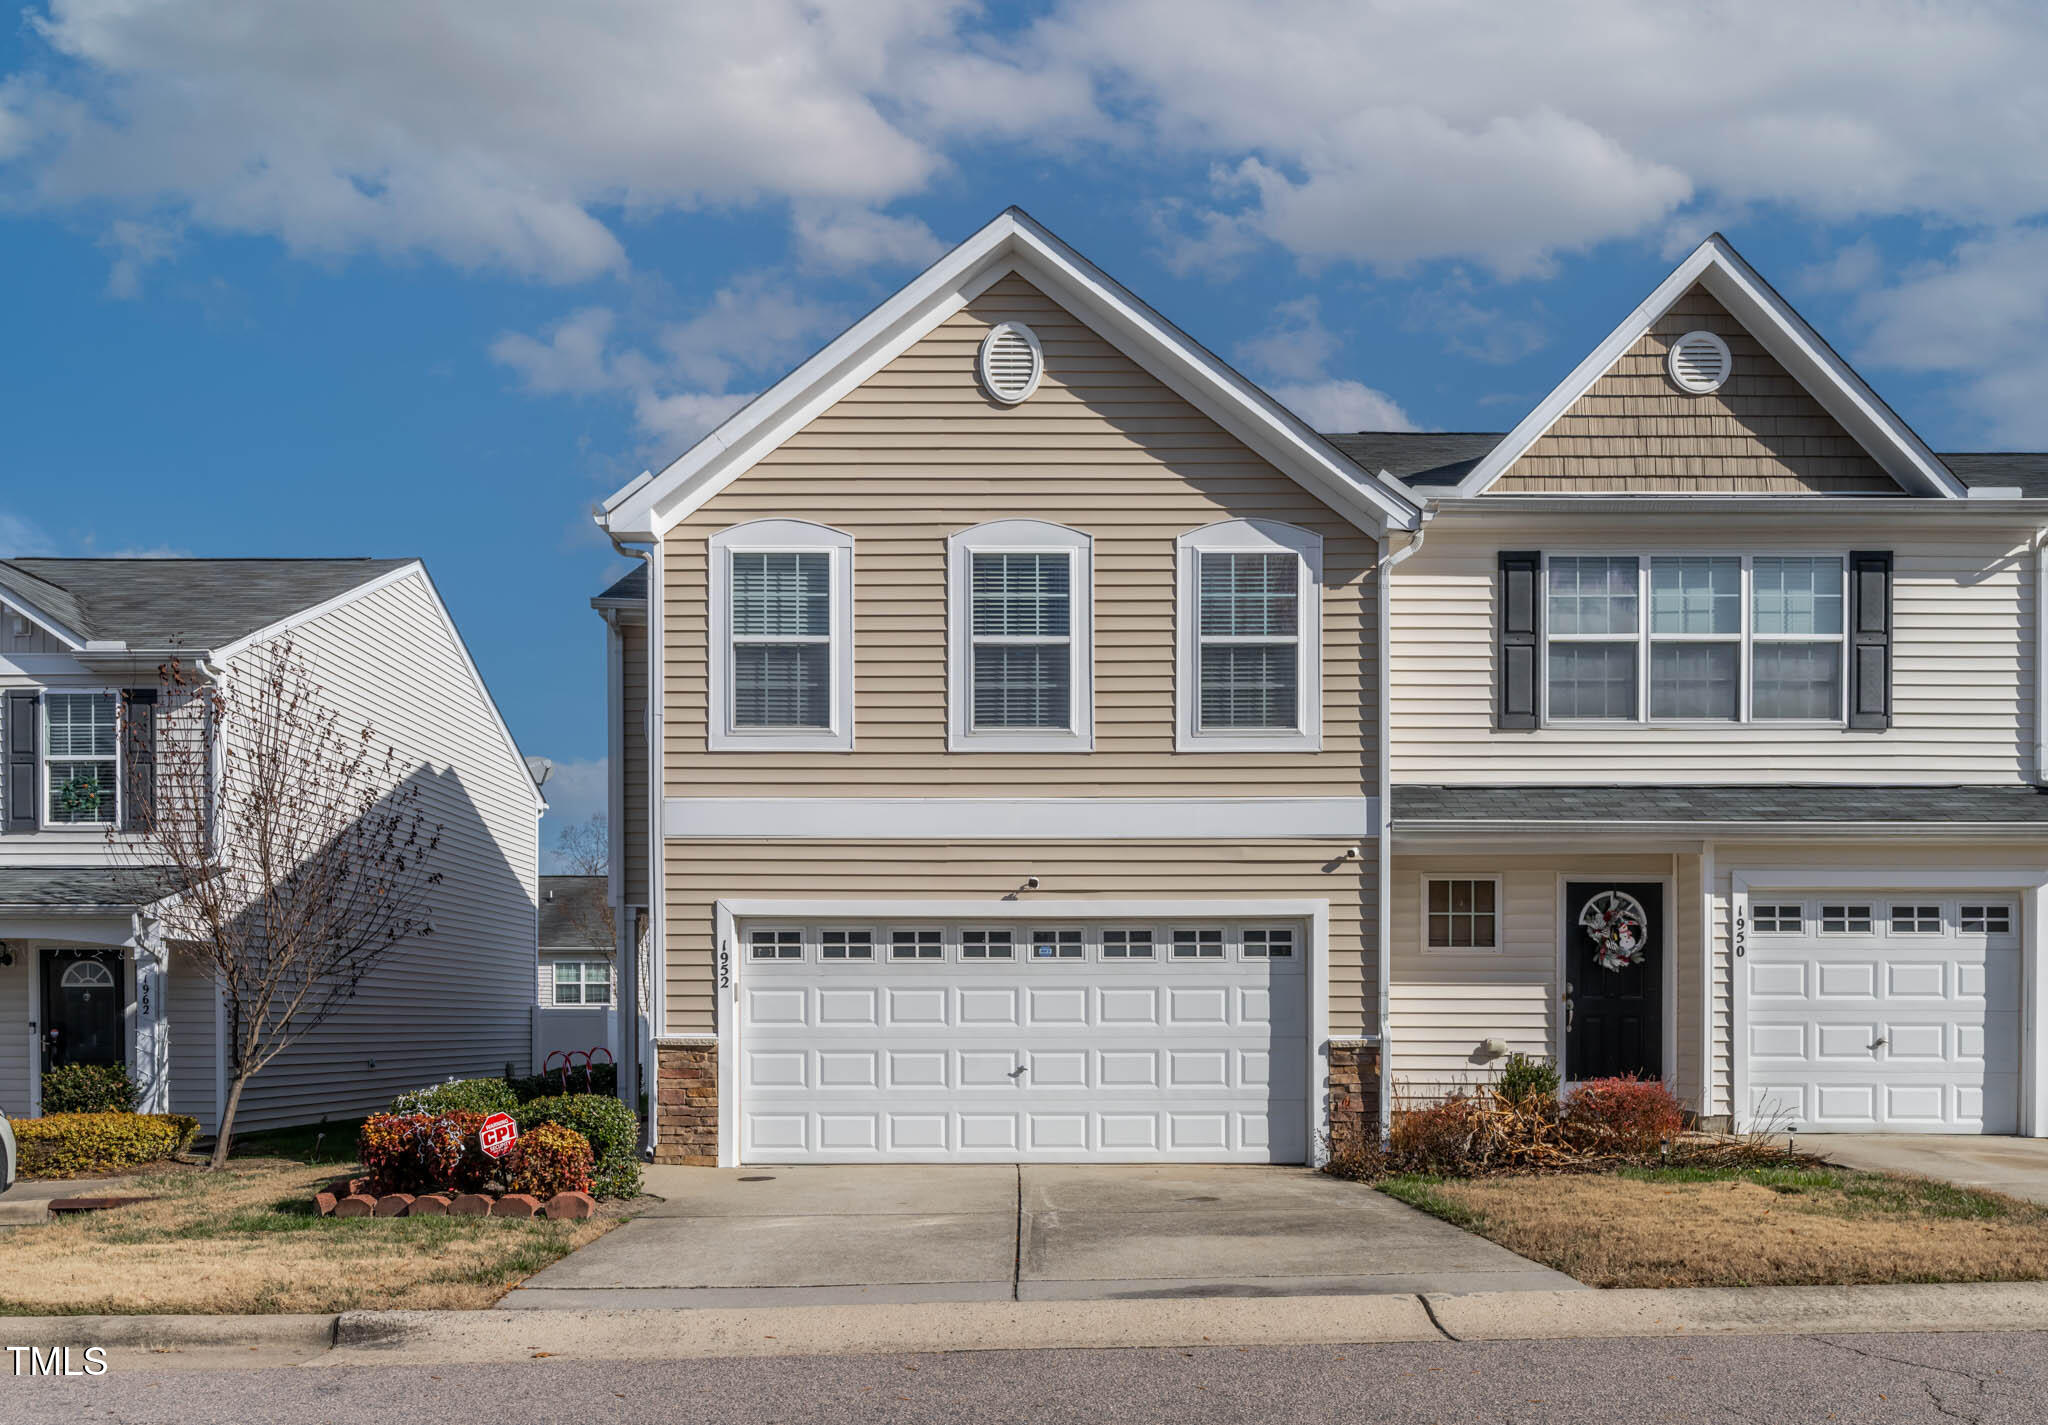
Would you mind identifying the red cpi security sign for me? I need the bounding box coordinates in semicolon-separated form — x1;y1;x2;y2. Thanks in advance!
479;1112;518;1159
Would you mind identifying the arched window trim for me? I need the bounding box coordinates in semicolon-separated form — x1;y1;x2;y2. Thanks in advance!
1174;519;1323;753
707;519;855;752
945;519;1094;752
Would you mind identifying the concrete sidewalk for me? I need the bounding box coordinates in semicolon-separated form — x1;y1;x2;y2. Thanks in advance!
496;1162;1581;1309
12;1282;2048;1372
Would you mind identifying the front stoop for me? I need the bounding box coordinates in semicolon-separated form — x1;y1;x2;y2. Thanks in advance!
655;1039;719;1165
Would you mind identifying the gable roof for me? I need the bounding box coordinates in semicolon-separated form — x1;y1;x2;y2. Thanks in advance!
0;557;415;651
600;208;1420;539
1450;234;1967;500
1323;431;2048;499
540;874;610;950
591;563;647;606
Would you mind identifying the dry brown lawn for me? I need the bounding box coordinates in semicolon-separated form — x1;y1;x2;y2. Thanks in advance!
0;1156;628;1315
1387;1166;2048;1289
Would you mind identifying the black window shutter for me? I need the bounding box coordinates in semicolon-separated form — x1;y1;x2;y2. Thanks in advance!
1497;551;1542;729
122;687;157;832
5;689;38;832
1848;550;1892;731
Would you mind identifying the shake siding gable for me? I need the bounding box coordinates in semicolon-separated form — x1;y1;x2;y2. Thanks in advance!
661;273;1380;797
1495;284;1903;495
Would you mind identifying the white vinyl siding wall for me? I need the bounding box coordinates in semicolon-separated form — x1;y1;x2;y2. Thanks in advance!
0;952;27;1117
1392;518;2036;782
204;571;540;1132
165;949;218;1134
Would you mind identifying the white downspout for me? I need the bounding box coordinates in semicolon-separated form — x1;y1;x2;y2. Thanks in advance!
1377;516;1428;1138
2035;535;2047;783
601;517;660;1152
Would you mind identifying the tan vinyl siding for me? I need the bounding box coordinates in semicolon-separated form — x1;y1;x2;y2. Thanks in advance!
1496;284;1901;495
1389;854;1677;1102
1392;517;2035;783
661;273;1378;798
665;838;1375;1038
620;617;650;907
1703;839;2048;1119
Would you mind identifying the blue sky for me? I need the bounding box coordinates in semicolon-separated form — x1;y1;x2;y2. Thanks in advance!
3;2;2047;864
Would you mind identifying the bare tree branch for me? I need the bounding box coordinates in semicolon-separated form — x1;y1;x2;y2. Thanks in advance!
551;812;615;946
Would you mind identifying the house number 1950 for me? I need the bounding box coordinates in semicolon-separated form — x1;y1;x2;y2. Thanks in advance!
1733;913;1747;959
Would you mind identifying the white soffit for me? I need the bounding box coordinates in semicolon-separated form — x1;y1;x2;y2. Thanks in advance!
599;207;1420;538
1452;234;1966;500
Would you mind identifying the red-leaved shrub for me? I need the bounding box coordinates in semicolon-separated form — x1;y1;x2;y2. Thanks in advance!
357;1111;496;1195
1386;1095;1482;1175
505;1122;594;1199
1562;1076;1684;1153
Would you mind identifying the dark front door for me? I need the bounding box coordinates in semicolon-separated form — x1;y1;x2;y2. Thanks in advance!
1564;881;1662;1082
40;947;125;1071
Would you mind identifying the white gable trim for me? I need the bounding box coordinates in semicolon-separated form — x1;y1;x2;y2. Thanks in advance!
1453;235;1966;500
600;208;1419;538
0;589;86;650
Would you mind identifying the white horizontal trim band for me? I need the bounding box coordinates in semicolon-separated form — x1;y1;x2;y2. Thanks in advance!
667;796;1378;840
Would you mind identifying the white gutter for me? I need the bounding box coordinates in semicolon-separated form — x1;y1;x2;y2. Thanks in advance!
1375;517;1428;1138
2037;533;2048;784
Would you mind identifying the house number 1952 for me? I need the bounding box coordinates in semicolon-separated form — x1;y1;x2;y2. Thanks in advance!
718;946;732;990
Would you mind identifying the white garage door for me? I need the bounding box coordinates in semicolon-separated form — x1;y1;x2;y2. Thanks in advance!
736;917;1309;1163
1742;895;2021;1133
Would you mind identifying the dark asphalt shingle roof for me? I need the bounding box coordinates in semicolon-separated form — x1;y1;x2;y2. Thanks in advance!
0;558;414;650
1320;432;2048;496
0;867;170;909
1396;784;2048;826
592;564;647;604
540;875;610;950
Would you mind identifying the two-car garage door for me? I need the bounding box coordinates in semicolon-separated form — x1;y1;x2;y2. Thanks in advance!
736;917;1308;1163
1742;894;2021;1133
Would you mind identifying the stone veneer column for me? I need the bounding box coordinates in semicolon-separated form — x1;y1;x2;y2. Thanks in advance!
654;1039;718;1165
1326;1040;1381;1154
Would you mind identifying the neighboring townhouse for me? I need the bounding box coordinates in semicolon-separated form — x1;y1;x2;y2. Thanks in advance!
598;209;1415;1166
534;873;620;1066
1362;236;2048;1139
597;208;2048;1167
0;558;545;1134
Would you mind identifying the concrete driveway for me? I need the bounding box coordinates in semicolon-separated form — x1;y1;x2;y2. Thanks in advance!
1815;1135;2048;1204
499;1163;1582;1309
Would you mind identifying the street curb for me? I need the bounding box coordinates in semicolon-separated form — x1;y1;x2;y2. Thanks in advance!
1425;1282;2048;1341
0;1314;338;1352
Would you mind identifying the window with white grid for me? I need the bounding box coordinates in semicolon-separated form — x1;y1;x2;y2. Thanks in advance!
710;521;853;751
1961;904;2013;935
1101;928;1155;959
1751;904;1803;934
1424;878;1499;951
1176;520;1321;751
889;928;943;961
948;521;1092;749
43;692;118;826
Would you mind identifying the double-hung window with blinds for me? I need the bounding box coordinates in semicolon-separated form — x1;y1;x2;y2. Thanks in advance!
1197;551;1299;731
44;691;119;826
730;551;831;729
970;551;1072;731
1542;554;1848;724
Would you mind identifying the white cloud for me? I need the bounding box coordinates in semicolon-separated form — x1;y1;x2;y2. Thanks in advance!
96;217;179;298
792;206;945;273
1233;297;1341;384
1801;236;1884;295
537;756;608;874
491;278;838;453
0;512;56;556
1404;281;1549;366
1268;379;1414;434
1849;225;2048;444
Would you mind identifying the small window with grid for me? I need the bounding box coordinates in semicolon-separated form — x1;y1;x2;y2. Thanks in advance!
1243;927;1294;958
889;928;943;961
1029;928;1083;960
1102;928;1155;959
1820;904;1874;934
749;928;802;960
821;929;874;960
1751;904;1803;934
962;929;1015;960
1889;904;1942;935
1426;878;1498;951
1171;928;1224;958
1961;905;2013;935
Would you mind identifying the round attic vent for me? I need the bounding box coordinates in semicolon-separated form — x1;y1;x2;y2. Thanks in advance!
1667;330;1732;394
978;322;1043;404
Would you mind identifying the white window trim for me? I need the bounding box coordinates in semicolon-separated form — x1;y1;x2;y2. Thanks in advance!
1419;874;1504;954
708;519;854;752
40;688;121;831
1539;550;1848;729
1175;519;1323;753
550;958;614;1007
946;519;1094;752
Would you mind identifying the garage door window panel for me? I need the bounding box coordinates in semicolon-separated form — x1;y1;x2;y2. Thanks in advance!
750;928;804;961
1753;903;1803;934
962;929;1015;961
1889;905;1942;935
1961;905;2013;935
821;929;875;961
1102;928;1155;959
1172;928;1224;959
890;928;943;962
1030;928;1083;961
1820;904;1874;935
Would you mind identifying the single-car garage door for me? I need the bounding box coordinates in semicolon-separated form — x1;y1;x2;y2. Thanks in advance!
737;917;1308;1163
1742;895;2021;1133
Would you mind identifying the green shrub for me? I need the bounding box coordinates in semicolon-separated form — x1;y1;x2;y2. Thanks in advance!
40;1062;138;1114
15;1112;198;1177
1497;1053;1560;1109
507;1063;616;1102
390;1076;519;1118
506;1123;594;1198
513;1093;639;1198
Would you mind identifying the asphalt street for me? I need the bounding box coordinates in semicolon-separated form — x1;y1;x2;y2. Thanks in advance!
4;1330;2041;1424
